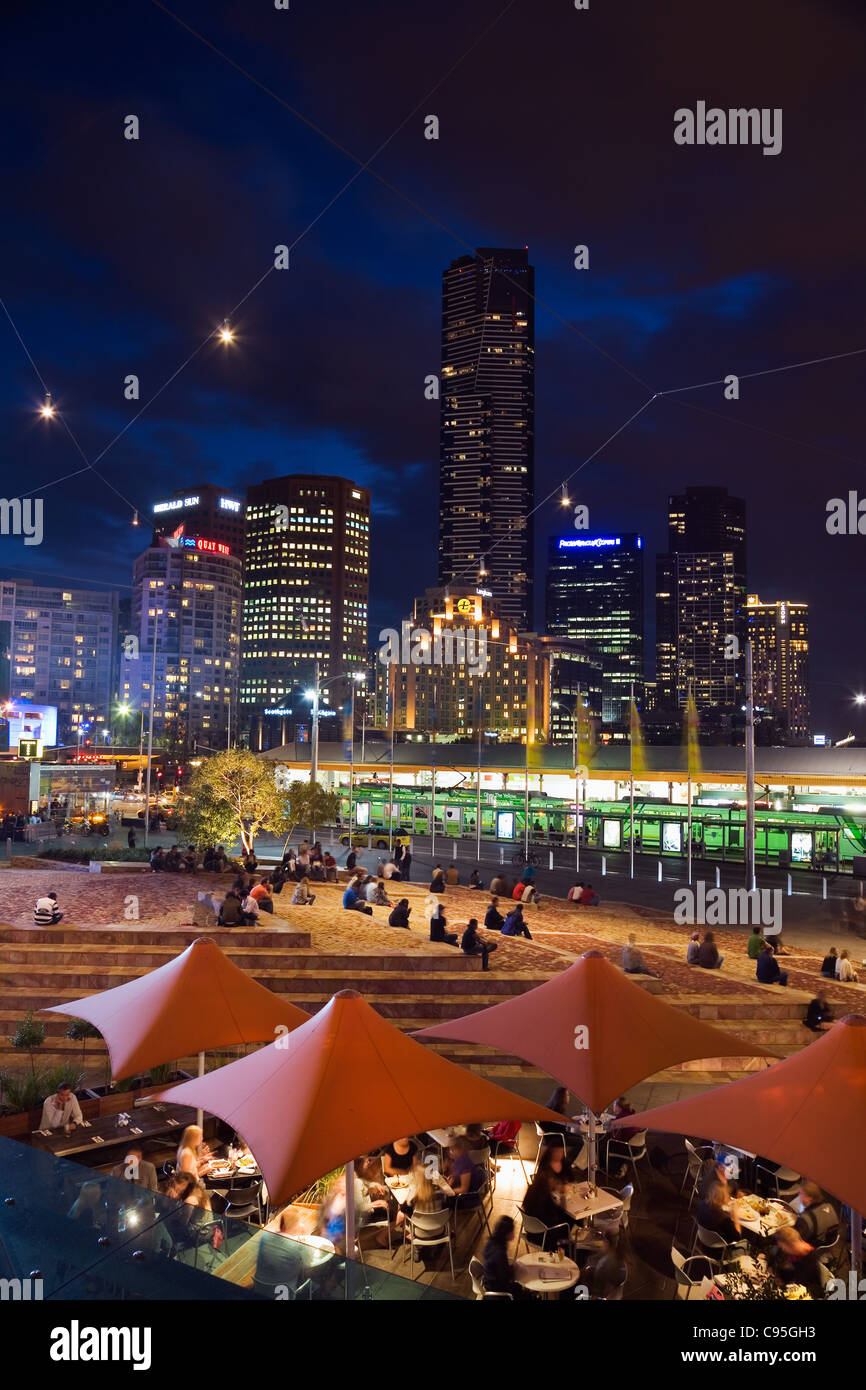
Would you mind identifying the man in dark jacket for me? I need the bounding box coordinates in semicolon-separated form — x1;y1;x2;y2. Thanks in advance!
794;1182;839;1247
697;932;723;969
756;944;788;986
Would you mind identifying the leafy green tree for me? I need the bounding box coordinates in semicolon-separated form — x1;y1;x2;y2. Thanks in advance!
273;780;340;855
178;749;285;854
11;1012;46;1078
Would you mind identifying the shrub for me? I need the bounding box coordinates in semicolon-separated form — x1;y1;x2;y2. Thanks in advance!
0;1065;85;1116
37;844;151;863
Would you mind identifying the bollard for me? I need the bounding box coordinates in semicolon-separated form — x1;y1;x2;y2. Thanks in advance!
601;855;607;877
499;845;504;865
715;866;720;889
4;838;10;860
860;879;864;900
549;850;554;870
787;873;792;898
452;840;457;860
822;876;827;901
657;860;663;883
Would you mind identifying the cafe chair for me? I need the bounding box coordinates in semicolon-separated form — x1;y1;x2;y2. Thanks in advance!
468;1255;487;1299
403;1209;456;1280
691;1223;747;1264
488;1122;530;1183
482;1290;513;1300
813;1231;843;1271
755;1162;800;1200
356;1208;394;1263
670;1243;719;1299
516;1206;571;1255
162;1161;176;1179
594;1184;633;1239
469;1145;495;1192
680;1139;714;1205
533;1124;567;1173
604;1129;648;1192
223;1180;264;1226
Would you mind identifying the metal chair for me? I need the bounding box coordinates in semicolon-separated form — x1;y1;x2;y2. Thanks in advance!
755;1162;800;1200
468;1255;486;1299
671;1243;719;1299
223;1180;264;1226
681;1139;714;1205
691;1223;747;1264
534;1124;568;1173
403;1209;456;1280
516;1205;571;1255
490;1132;529;1185
604;1129;648;1192
594;1184;633;1238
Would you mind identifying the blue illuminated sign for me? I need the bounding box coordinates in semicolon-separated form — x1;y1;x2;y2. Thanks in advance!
558;537;620;549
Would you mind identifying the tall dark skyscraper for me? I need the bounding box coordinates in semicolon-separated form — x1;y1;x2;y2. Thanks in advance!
546;532;644;724
150;483;246;557
439;247;535;630
655;486;747;716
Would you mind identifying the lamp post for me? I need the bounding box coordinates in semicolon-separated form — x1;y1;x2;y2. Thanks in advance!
348;671;366;842
143;586;162;849
552;692;583;872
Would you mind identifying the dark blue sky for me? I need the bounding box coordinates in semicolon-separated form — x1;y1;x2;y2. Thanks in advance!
2;0;865;733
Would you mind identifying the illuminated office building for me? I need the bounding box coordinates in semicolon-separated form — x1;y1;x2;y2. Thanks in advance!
241;475;370;748
124;536;242;750
545;533;644;723
439;248;535;630
151;483;246;557
0;580;118;744
747;593;810;741
656;487;747;716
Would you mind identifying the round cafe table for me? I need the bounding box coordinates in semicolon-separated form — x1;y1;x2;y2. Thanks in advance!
515;1251;581;1298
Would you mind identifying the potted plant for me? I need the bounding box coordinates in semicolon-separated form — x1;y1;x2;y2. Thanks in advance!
65;1018;102;1068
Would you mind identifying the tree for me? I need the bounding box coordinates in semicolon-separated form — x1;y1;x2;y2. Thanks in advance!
178;750;285;854
272;779;340;855
11;1011;46;1078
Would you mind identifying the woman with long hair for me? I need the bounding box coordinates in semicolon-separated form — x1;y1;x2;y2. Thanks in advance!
481;1215;531;1298
176;1124;211;1178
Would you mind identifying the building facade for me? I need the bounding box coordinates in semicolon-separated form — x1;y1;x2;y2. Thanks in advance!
241;475;370;749
150;483;246;557
655;486;746;718
0;580;118;744
747;593;810;741
124;536;242;750
545;533;644;724
375;586;557;743
439;248;535;630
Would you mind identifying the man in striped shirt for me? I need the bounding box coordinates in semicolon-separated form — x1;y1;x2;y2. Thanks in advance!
34;891;63;925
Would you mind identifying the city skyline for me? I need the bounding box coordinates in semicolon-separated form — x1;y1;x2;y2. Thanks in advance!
2;1;865;736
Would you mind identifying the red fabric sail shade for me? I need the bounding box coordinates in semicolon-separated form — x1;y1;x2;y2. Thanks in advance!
415;950;777;1113
609;1014;866;1213
43;937;309;1080
151;989;564;1206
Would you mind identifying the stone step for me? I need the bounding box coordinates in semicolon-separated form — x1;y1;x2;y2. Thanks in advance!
675;995;812;1021
0;927;311;949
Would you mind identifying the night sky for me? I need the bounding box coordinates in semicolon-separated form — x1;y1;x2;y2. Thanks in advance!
2;0;865;735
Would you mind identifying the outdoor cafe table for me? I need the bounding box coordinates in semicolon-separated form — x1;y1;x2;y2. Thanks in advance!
28;1102;197;1159
426;1126;467;1149
731;1197;796;1240
561;1181;623;1222
515;1250;581;1297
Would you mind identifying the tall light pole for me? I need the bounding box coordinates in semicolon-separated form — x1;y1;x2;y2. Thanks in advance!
143;587;162;849
348;671;366;842
307;660;321;785
745;639;756;891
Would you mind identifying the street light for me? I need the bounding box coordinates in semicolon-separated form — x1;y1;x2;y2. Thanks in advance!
39;392;55;419
855;695;866;706
219;318;234;344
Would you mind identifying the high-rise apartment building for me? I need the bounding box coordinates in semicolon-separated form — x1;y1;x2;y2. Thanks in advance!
150;483;246;557
747;593;810;741
439;248;535;630
124;536;242;750
656;487;746;716
241;475;370;749
0;580;118;742
545;533;644;723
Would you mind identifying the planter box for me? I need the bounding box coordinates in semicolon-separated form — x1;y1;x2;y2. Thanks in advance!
0;1074;192;1140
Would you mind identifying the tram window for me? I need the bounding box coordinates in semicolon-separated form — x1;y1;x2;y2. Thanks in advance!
662;822;681;853
728;827;740;847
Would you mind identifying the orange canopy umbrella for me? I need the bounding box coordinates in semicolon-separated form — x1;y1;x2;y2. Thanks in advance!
151;989;564;1206
415;950;777;1114
609;1013;866;1216
43;937;309;1081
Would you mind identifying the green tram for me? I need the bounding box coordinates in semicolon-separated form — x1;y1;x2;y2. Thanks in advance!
338;784;866;869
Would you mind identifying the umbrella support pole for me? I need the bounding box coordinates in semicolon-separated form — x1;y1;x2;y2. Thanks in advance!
196;1051;205;1131
849;1207;863;1288
587;1110;597;1192
346;1157;356;1262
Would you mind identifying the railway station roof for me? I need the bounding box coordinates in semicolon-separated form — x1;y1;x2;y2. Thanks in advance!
258;740;866;789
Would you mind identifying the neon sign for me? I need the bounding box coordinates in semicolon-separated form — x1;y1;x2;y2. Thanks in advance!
219;497;241;512
154;496;199;514
558;536;621;549
195;538;229;555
